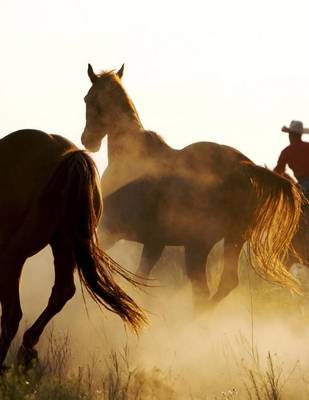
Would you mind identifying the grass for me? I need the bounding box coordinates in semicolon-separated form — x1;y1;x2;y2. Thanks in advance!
0;331;94;400
0;329;306;400
0;330;177;400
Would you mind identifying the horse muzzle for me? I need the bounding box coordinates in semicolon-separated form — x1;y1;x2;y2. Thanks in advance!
81;128;103;152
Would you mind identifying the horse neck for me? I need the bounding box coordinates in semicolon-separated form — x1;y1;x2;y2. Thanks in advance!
106;113;146;164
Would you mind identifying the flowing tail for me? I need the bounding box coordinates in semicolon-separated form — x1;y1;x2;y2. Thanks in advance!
241;161;302;292
45;150;147;331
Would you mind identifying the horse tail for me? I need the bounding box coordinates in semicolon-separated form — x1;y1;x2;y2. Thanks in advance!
45;149;147;331
241;161;302;292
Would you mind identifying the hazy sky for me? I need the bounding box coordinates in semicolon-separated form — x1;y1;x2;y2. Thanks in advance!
1;0;309;173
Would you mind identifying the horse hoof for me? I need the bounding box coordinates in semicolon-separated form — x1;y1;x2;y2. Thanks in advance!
17;345;38;369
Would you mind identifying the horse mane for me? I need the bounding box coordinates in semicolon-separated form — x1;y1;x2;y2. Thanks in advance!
95;70;171;155
97;69;116;78
96;70;144;127
95;71;171;155
144;130;166;145
143;130;171;153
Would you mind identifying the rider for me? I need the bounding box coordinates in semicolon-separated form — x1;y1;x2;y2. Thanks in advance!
274;120;309;193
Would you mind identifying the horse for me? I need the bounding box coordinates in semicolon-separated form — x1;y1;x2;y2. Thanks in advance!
0;129;146;371
81;64;302;309
288;195;309;268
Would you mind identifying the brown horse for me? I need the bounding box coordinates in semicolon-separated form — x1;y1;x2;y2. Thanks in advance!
0;129;146;371
81;65;302;309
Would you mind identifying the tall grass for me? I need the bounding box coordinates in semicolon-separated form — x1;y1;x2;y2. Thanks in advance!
0;331;176;400
0;331;94;400
0;328;307;399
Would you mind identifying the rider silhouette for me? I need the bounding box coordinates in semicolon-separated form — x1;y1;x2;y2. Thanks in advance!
274;120;309;193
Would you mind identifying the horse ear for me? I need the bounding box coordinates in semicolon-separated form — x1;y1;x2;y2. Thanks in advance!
117;64;125;79
87;64;97;84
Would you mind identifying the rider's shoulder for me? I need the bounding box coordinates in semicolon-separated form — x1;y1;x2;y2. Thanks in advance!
280;145;292;154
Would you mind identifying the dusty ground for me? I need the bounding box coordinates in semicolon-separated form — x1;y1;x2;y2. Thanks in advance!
15;240;309;399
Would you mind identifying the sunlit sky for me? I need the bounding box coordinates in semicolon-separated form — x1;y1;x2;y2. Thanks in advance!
1;0;309;173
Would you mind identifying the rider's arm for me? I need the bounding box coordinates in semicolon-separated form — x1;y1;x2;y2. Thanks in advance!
274;150;287;175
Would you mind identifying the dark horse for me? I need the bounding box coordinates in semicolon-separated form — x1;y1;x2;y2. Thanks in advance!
81;64;302;309
0;129;146;371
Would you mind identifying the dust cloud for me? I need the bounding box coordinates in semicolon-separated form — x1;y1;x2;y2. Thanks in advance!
17;240;309;398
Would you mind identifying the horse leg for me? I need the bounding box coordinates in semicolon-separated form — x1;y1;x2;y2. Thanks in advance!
19;235;76;366
184;244;212;312
211;236;244;304
0;258;23;371
136;243;164;277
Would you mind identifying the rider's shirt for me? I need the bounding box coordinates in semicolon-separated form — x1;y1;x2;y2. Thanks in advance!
274;140;309;180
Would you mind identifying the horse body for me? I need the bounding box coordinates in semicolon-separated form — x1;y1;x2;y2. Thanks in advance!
81;65;302;309
101;138;251;247
0;129;145;370
0;131;73;250
102;155;249;246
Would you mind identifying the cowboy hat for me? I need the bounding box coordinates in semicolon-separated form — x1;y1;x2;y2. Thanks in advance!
281;120;309;134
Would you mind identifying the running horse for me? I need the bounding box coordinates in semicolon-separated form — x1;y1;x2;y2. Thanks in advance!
81;64;302;309
0;129;146;371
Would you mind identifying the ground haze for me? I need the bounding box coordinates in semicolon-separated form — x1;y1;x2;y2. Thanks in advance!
12;241;309;399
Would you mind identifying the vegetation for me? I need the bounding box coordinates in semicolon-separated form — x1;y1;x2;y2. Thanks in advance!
0;327;308;400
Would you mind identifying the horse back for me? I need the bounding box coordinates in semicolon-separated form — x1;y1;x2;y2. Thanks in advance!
180;141;251;172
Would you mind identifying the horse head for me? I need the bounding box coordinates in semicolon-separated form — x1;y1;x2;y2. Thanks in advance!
81;64;125;152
